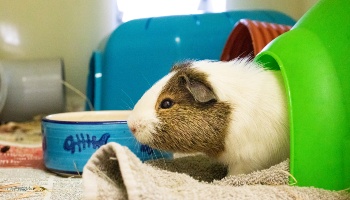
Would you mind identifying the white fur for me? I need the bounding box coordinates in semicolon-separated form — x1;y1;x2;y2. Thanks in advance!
129;59;289;176
128;72;175;144
191;60;289;175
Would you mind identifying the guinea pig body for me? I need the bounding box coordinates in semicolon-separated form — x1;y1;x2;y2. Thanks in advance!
128;59;289;176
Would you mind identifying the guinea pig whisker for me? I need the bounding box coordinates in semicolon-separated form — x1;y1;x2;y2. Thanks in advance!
120;89;135;108
152;143;169;170
126;136;140;155
121;99;133;110
117;95;133;110
141;73;152;87
134;141;142;157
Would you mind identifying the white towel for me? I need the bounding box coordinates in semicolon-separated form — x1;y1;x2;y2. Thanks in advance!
82;142;349;200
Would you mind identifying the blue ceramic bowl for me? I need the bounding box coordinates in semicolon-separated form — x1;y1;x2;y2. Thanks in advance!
42;110;172;175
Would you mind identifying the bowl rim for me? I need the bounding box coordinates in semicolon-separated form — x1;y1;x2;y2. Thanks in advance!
42;110;130;125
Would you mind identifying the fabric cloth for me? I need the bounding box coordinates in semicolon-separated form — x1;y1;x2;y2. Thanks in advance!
82;142;349;200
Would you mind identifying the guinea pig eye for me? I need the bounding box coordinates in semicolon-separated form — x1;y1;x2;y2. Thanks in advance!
160;98;174;109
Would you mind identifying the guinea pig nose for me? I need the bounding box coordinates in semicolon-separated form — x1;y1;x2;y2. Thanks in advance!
129;125;137;134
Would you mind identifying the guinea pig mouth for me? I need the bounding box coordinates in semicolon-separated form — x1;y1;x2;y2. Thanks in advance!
128;123;157;145
135;133;154;146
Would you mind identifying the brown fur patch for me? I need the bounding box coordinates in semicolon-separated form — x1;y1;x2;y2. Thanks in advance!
151;64;232;157
170;61;192;72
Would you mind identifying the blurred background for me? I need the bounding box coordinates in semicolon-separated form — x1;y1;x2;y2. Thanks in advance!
0;0;318;114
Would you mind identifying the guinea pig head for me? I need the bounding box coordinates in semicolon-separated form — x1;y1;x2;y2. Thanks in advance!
128;62;232;157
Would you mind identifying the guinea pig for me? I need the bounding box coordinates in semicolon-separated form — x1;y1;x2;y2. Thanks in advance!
127;59;289;176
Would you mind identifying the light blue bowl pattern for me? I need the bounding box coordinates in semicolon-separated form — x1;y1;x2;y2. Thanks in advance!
42;119;172;174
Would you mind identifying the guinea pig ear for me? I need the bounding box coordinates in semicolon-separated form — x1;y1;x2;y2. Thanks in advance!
180;74;217;103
